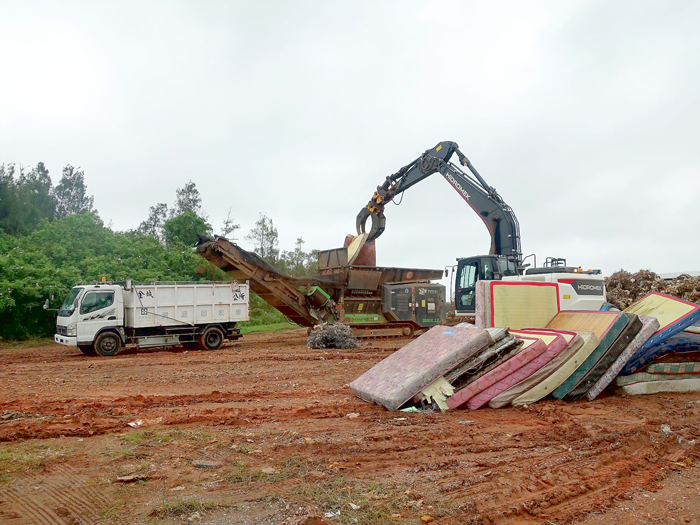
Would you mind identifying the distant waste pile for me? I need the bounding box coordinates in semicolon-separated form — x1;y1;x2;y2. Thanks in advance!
350;281;700;412
606;270;700;310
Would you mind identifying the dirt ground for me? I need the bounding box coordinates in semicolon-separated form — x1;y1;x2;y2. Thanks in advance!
0;329;698;525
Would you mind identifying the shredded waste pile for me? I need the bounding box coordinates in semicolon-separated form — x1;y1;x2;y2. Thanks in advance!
606;270;700;310
350;280;700;412
307;323;359;350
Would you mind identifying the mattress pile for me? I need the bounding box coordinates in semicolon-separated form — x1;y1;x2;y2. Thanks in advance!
350;283;700;411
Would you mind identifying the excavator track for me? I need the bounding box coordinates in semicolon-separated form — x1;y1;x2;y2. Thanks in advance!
350;323;420;338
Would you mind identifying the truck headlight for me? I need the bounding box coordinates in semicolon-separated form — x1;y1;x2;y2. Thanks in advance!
66;323;77;337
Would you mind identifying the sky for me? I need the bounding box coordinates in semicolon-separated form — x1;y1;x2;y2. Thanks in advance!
1;0;699;283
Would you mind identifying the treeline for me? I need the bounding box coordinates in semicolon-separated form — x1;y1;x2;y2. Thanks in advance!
0;212;226;339
0;163;319;340
0;163;92;235
135;180;318;277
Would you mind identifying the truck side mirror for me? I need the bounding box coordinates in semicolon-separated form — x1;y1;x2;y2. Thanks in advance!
43;299;49;310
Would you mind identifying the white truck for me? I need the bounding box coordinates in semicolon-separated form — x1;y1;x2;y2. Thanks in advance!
53;280;249;356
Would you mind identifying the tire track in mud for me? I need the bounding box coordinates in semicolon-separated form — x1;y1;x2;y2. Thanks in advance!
2;336;699;525
0;387;362;440
0;464;111;524
441;449;657;523
253;403;700;524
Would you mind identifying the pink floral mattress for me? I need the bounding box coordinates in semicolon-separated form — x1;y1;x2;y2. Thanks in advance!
446;336;547;410
468;333;568;409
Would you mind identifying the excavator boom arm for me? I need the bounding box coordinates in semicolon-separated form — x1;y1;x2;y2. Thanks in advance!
356;141;522;263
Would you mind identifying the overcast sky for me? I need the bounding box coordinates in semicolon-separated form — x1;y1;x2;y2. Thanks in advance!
1;0;699;281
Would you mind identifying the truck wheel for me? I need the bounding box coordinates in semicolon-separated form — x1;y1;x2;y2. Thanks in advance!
94;332;122;357
198;326;224;350
78;344;96;356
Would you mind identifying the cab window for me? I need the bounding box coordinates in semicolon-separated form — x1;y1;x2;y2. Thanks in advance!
498;258;517;275
80;291;114;314
481;258;494;280
458;262;478;289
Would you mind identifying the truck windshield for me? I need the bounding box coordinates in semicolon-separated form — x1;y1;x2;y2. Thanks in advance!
58;287;83;317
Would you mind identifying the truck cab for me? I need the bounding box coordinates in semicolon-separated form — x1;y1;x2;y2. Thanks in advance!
55;284;124;352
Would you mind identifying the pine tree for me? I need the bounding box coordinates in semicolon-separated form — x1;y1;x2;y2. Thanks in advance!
53;165;94;220
245;213;279;264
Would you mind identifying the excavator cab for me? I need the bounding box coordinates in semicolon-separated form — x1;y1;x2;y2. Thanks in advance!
454;255;518;314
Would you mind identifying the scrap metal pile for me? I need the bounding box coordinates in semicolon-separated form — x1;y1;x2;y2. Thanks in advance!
606;269;700;309
351;281;700;411
307;323;359;349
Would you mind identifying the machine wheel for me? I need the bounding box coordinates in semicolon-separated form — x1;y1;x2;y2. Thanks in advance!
94;332;122;357
78;344;96;356
198;326;224;350
402;325;415;337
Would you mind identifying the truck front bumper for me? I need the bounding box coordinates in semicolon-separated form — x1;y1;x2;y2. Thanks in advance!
55;334;77;347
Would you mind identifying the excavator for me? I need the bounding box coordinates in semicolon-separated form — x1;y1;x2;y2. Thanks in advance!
196;141;604;338
356;141;605;315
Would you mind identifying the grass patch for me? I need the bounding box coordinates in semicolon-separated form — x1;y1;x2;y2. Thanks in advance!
239;322;298;334
278;456;318;478
98;447;138;460
225;460;286;484
149;499;231;518
99;500;126;519
119;429;182;446
183;428;216;443
233;442;251;454
0;337;55;350
293;478;422;525
224;456;318;485
108;429;184;462
117;427;223;458
0;443;73;477
225;460;256;484
239;293;288;327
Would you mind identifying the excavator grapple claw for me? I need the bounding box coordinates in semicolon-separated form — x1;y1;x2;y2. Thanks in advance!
356;207;385;241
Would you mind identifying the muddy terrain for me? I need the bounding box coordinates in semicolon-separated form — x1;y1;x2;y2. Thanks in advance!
1;330;698;524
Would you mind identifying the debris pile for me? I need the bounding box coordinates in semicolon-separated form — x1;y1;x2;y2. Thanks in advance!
665;274;700;304
307;323;359;350
350;281;700;411
606;270;700;310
